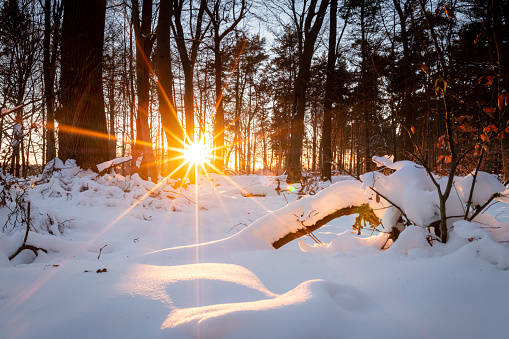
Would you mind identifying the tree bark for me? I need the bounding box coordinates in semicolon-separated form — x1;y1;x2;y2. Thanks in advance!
205;0;246;172
157;0;182;178
132;0;156;180
492;0;509;180
42;0;61;163
322;0;337;181
58;0;109;170
287;0;329;182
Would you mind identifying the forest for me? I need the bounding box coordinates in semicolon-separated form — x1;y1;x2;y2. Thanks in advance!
0;0;508;184
2;1;509;337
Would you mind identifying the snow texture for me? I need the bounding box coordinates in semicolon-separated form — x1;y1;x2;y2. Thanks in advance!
1;157;508;339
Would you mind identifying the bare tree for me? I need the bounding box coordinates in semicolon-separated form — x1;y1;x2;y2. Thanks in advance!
132;0;156;180
205;0;247;172
286;0;329;181
42;0;62;164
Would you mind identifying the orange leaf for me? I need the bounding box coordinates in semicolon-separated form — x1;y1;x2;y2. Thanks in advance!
474;33;482;44
437;155;444;162
443;5;456;19
444;156;452;164
438;135;446;146
421;65;428;74
499;93;508;109
411;126;416;134
498;132;505;140
486;76;494;85
483;107;496;119
480;134;489;142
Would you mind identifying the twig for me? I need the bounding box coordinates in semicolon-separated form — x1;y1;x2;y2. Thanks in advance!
227;222;248;233
97;245;107;260
468;193;501;221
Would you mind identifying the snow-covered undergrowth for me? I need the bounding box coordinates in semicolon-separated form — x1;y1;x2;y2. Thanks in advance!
1;157;508;339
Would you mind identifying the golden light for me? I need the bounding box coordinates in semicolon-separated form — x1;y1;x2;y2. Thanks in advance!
183;141;211;166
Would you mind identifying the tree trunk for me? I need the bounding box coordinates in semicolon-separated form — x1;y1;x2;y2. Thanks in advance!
492;0;509;180
212;34;225;171
287;0;329;182
132;0;156;180
42;0;60;163
321;0;337;181
157;0;182;179
58;0;109;170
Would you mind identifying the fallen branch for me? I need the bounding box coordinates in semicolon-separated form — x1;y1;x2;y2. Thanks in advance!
272;204;380;249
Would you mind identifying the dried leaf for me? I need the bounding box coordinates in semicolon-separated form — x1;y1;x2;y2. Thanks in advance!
483;107;496;119
437;155;444;162
444;155;452;164
499;93;508;110
443;5;456;19
438;135;446;146
486;76;494;85
411;126;416;134
474;33;482;44
421;65;428;74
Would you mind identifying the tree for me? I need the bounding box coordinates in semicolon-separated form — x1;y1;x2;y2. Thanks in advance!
42;0;62;164
491;0;509;179
57;0;109;170
172;0;208;144
321;0;338;181
0;0;41;176
205;0;247;172
156;0;182;178
132;0;156;180
286;0;329;181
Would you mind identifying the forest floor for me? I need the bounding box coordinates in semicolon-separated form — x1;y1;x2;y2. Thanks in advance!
1;165;508;339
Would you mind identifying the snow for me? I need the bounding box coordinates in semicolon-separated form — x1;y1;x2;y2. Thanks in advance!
1;158;509;339
97;157;133;173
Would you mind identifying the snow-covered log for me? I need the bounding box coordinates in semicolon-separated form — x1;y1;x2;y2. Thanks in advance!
236;180;376;249
272;203;380;249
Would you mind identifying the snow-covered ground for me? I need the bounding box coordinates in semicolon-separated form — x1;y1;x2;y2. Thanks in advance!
1;159;508;339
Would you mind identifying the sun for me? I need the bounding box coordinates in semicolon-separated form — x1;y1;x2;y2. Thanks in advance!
183;141;211;166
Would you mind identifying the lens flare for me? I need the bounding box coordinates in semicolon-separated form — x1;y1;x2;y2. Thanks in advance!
183;142;211;166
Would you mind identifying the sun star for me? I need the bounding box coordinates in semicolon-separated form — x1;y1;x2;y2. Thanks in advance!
183;141;210;166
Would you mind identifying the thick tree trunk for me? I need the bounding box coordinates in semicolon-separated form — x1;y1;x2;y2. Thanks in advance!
42;0;59;163
58;0;109;170
492;0;509;180
157;0;182;178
